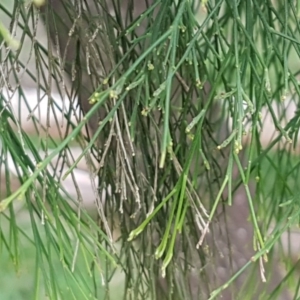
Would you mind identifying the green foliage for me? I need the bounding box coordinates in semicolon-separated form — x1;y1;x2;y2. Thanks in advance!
1;0;300;299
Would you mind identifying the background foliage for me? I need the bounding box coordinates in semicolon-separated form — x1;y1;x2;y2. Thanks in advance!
1;0;300;299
